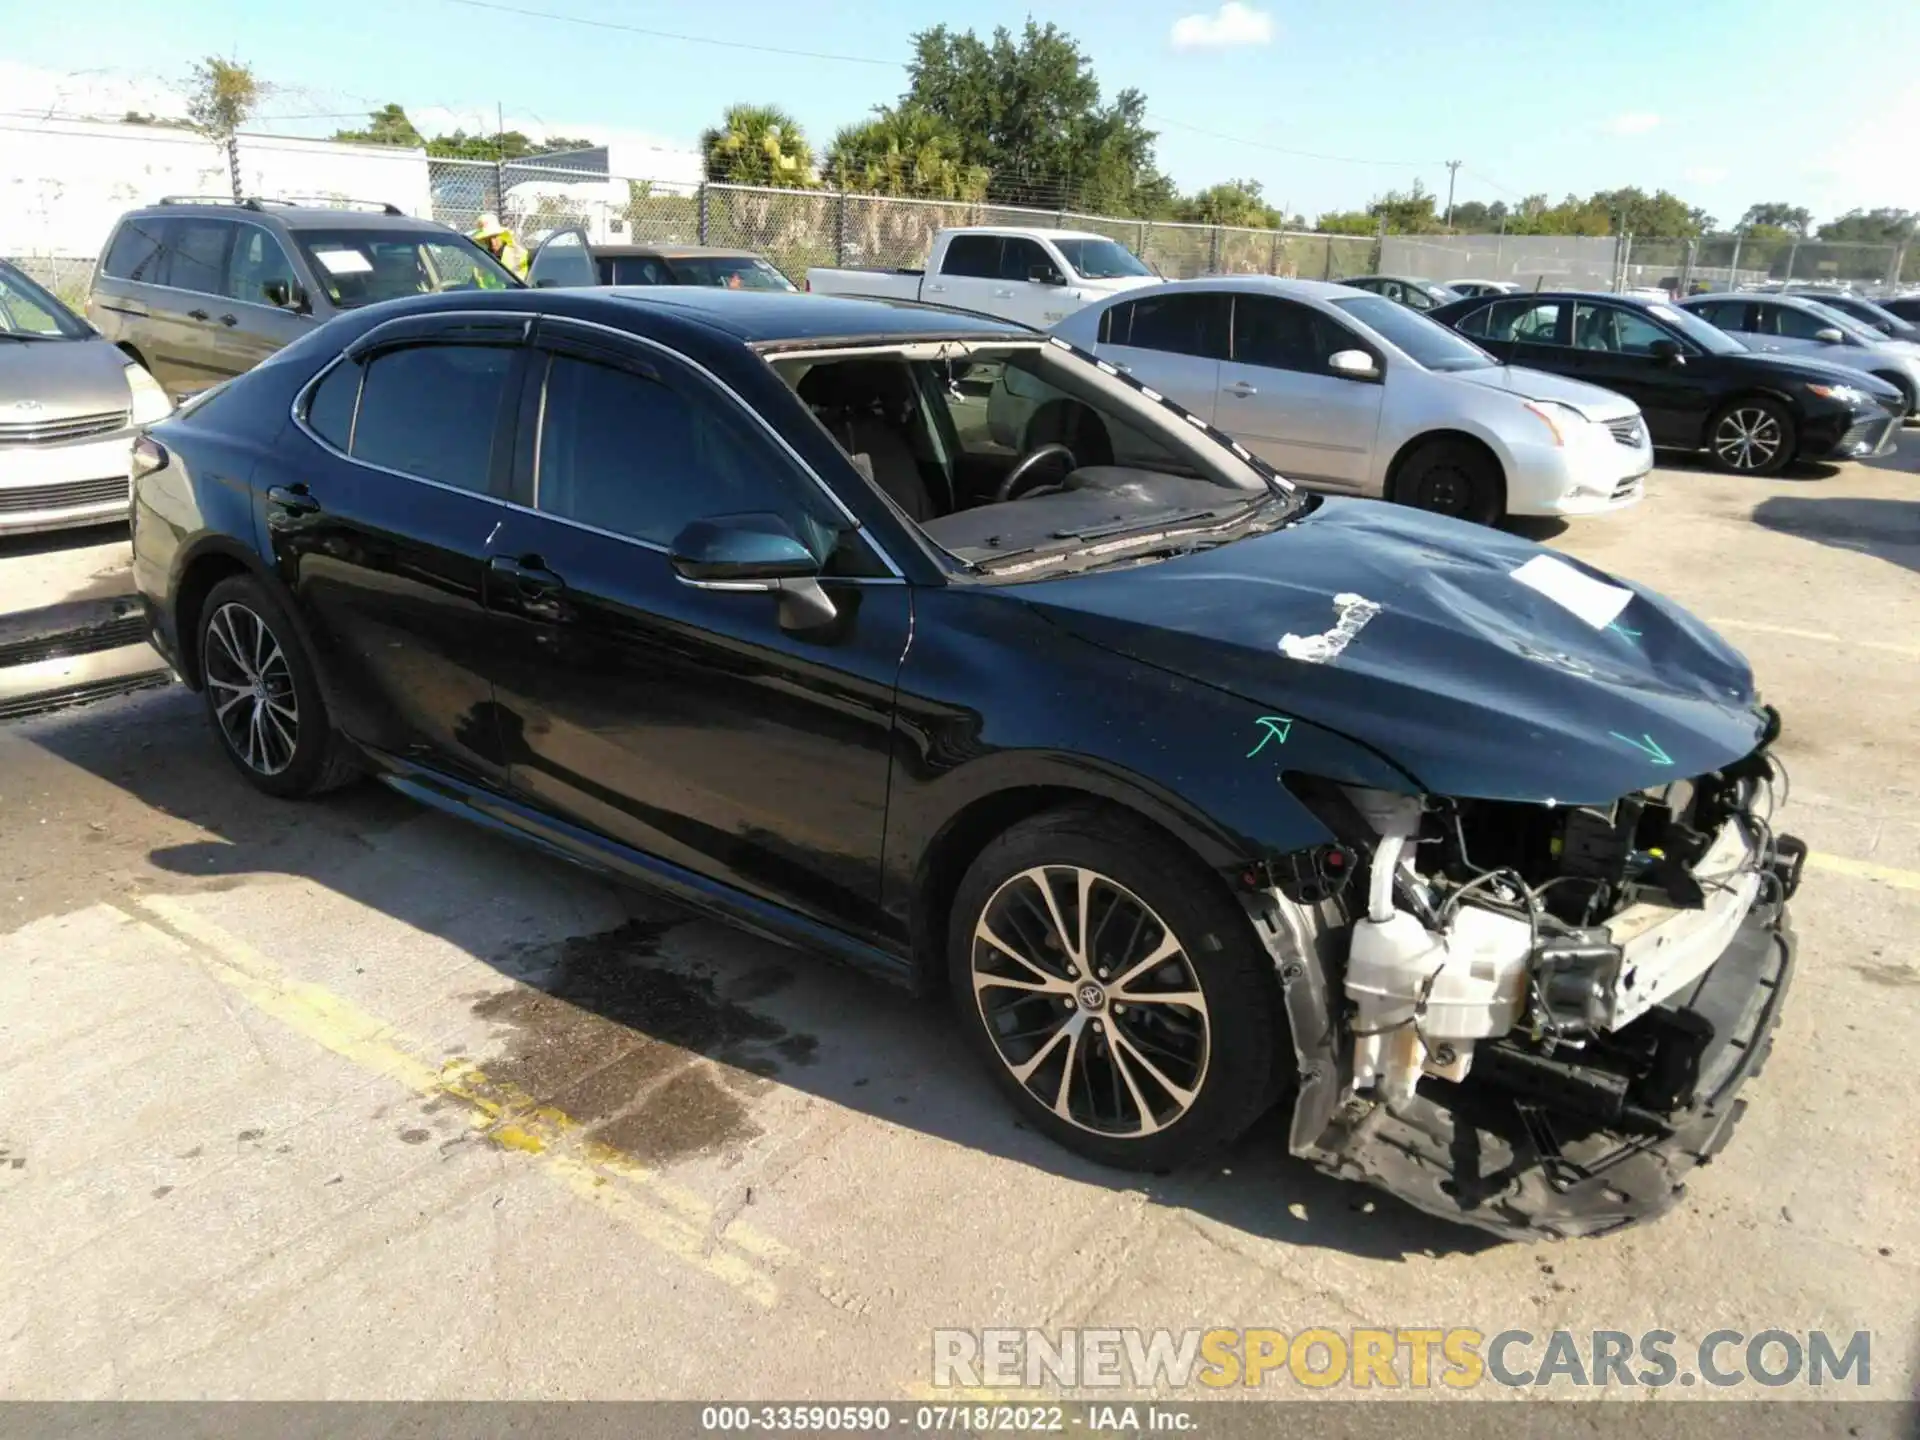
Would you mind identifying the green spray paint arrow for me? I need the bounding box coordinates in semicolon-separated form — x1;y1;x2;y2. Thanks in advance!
1247;716;1294;757
1609;731;1674;766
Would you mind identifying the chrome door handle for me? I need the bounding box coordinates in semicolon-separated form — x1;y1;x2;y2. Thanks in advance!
925;284;947;294
1225;380;1258;397
219;313;238;327
993;287;1015;298
187;309;210;321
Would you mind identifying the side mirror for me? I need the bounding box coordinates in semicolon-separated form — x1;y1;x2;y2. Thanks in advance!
1814;327;1846;345
1028;267;1064;286
263;279;308;312
1327;349;1380;380
669;512;836;630
1649;338;1684;365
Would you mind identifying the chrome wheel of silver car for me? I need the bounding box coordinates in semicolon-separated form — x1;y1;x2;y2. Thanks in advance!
1712;406;1783;471
970;865;1210;1137
203;601;299;776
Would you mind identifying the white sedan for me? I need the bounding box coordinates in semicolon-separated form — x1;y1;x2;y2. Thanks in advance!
999;276;1651;526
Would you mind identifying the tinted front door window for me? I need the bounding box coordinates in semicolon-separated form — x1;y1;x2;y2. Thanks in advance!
1231;295;1343;371
941;236;1001;278
999;237;1059;284
224;227;300;306
1573;303;1671;354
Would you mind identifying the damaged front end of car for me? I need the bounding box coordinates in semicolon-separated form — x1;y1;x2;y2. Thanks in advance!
1243;718;1804;1240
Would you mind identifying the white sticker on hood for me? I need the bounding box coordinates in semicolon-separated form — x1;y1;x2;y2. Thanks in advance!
1279;592;1380;664
1511;554;1632;629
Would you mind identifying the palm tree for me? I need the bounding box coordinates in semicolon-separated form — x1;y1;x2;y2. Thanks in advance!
700;104;816;188
826;106;987;202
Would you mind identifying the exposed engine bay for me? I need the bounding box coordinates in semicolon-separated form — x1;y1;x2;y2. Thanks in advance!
1252;740;1804;1239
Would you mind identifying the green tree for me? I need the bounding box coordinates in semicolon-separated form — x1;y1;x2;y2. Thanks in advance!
901;22;1170;215
184;57;269;140
411;126;597;161
1178;178;1282;228
1739;202;1812;237
826;106;987;200
1369;181;1443;234
1817;207;1917;245
1448;199;1508;232
700;104;816;187
1314;208;1378;236
332;103;423;148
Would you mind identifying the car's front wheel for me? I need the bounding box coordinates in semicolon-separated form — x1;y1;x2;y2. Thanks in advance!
1707;397;1795;475
197;574;358;798
1392;438;1504;525
947;806;1287;1170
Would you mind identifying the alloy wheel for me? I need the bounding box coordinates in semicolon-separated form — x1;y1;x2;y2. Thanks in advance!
970;865;1210;1137
1713;407;1783;471
203;601;299;776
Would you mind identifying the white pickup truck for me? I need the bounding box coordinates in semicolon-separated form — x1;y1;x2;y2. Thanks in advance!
805;226;1161;329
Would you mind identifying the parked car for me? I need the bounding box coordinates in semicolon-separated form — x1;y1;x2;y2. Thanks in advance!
806;227;1159;328
1678;292;1920;416
1429;290;1905;474
87;197;521;400
131;284;1803;1239
1336;275;1463;311
1876;294;1920;326
1;257;173;536
1779;288;1920;340
1008;277;1650;525
1445;279;1519;298
527;227;796;291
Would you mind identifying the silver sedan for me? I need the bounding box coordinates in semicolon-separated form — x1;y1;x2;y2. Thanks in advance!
1013;276;1650;526
1680;292;1920;416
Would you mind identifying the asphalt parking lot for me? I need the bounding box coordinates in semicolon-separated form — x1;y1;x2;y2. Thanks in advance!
1;441;1916;1402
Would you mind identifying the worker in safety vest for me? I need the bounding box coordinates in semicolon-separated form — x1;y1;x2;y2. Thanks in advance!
470;212;529;281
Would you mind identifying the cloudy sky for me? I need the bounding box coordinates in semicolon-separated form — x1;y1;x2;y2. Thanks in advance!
4;0;1916;228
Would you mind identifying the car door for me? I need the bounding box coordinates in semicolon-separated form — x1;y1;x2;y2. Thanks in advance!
527;226;599;288
1564;300;1706;445
480;319;911;938
1745;299;1850;358
270;312;529;786
1218;292;1384;488
217;221;312;374
923;233;1002;316
1462;297;1569;373
995;236;1074;328
1094;291;1228;421
147;216;239;396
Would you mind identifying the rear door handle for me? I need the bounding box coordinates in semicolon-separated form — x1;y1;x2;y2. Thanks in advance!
924;284;947;294
265;483;320;516
187;308;210;321
1225;380;1258;398
218;313;238;327
992;287;1015;298
488;554;567;618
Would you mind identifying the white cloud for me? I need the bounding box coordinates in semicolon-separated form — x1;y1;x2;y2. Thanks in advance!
1806;82;1920;216
1606;111;1662;136
1170;2;1275;50
1685;165;1729;185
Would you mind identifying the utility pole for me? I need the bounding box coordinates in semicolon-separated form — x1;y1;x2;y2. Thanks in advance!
1443;159;1462;229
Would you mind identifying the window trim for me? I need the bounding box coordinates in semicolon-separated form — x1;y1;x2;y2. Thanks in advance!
1227;292;1375;374
100;213;318;313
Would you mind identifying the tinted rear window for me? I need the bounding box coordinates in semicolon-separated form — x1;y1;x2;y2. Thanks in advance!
102;218;167;282
304;359;361;451
350;343;515;490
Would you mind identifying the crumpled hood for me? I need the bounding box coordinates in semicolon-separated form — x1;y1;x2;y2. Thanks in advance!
0;336;133;420
1023;499;1767;804
1455;364;1638;421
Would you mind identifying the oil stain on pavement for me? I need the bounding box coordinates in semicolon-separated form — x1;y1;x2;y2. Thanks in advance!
471;917;820;1165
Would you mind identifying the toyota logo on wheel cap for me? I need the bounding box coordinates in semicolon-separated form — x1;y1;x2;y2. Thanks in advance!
1075;981;1106;1011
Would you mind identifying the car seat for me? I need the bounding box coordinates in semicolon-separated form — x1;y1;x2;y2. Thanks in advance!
795;362;937;521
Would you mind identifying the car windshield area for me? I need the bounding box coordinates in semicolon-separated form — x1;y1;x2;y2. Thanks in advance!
1652;304;1746;355
1052;239;1155;280
1330;294;1493;371
769;340;1293;573
1798;300;1882;343
292;230;520;309
664;255;797;291
0;262;90;339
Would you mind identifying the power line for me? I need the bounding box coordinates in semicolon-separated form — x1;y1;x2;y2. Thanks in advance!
440;0;904;67
1146;113;1440;169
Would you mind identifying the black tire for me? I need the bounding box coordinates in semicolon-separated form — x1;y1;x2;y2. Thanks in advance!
1706;396;1795;475
946;804;1286;1171
197;574;359;799
1391;438;1504;525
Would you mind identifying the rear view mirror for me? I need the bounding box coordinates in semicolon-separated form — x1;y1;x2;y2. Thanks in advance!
1814;327;1846;344
1328;349;1380;380
669;512;836;630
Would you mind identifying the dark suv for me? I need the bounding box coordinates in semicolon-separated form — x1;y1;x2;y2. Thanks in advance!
87;197;520;399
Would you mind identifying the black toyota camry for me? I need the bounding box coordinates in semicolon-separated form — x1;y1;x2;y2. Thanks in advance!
130;288;1803;1239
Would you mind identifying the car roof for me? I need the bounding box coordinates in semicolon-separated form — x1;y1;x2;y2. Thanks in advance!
599;287;1030;345
119;202;460;234
940;226;1117;243
1120;275;1364;303
588;244;763;260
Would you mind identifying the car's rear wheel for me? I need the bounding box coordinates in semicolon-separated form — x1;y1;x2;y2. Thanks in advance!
197;574;358;798
1392;438;1504;525
1707;397;1794;475
947;806;1286;1170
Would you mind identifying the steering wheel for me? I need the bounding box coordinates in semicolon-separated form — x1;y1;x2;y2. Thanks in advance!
995;443;1079;503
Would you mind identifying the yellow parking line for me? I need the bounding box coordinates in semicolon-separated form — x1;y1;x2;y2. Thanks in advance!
1806;851;1920;893
123;893;795;1308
